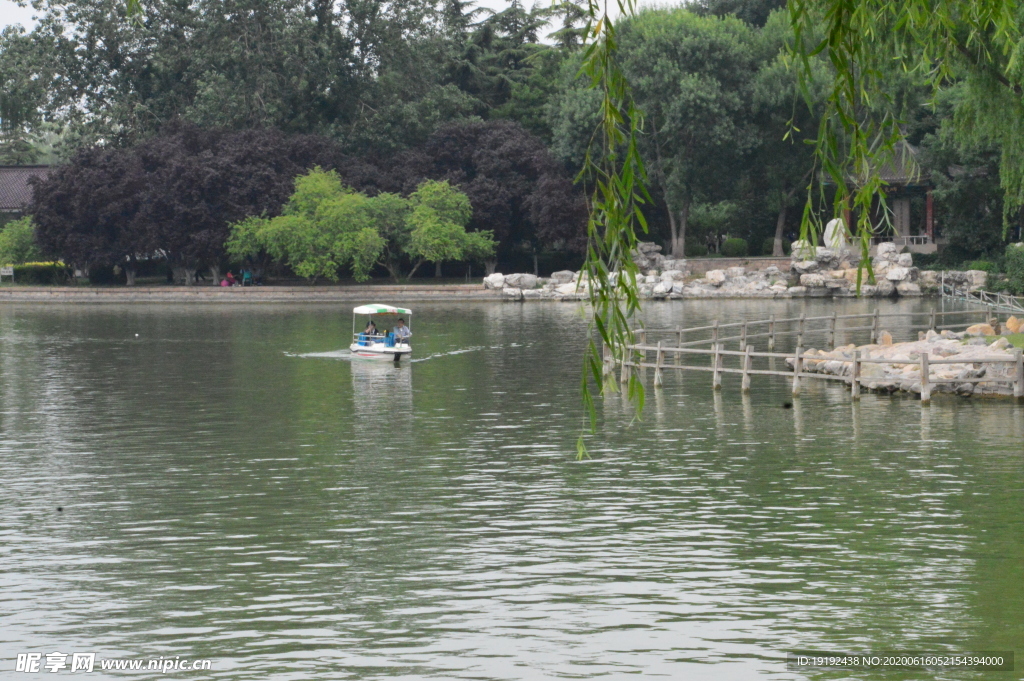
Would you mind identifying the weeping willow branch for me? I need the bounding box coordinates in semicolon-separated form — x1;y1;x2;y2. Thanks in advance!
576;0;650;460
789;0;1024;247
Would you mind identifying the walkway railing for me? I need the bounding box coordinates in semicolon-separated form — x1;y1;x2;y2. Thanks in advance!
604;308;1024;404
940;276;1024;313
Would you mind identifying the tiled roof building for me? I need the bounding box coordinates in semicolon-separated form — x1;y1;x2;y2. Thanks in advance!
0;166;50;213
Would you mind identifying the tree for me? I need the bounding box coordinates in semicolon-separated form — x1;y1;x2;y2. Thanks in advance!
0;216;43;265
790;0;1024;249
415;120;586;273
0;27;59;163
30;125;356;284
618;9;760;257
31;145;152;284
405;179;495;277
226;170;493;282
747;9;826;255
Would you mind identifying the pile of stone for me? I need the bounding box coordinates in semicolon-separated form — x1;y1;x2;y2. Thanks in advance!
481;240;991;301
789;322;1023;397
632;242;686;274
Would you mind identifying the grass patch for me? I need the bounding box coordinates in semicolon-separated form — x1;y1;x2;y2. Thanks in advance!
966;333;1024;348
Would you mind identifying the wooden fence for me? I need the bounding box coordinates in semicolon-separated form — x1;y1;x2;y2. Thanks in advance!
604;308;1024;404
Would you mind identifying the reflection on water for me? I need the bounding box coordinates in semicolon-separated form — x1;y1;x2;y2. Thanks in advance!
350;361;413;427
0;299;1021;680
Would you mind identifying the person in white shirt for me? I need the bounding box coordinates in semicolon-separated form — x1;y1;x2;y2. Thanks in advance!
393;318;412;343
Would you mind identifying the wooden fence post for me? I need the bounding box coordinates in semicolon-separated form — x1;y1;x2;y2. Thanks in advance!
797;314;805;347
929;310;937;332
1015;348;1024;400
741;344;753;393
871;309;880;344
712;343;723;390
602;343;613;377
619;345;630;385
920;352;931;404
740;322;748;351
851;350;861;400
792;345;803;396
654;341;664;387
639;328;647;345
768;314;776;351
829;311;837;349
675;326;683;365
711;320;719;346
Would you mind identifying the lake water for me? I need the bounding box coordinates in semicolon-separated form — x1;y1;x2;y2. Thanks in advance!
1;299;1021;680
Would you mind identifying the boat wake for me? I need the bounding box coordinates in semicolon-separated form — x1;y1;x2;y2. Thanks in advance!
286;343;529;362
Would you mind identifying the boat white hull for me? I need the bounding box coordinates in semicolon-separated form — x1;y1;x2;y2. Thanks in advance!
349;343;411;361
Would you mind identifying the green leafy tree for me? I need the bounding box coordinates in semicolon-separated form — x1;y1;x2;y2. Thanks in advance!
227;172;492;282
0;216;43;265
226;168;383;282
405;179;495;277
618;8;759;257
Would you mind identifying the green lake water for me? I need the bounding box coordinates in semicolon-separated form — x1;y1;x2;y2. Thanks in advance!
0;299;1021;680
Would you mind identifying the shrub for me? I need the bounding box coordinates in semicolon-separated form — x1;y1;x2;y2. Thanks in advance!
10;262;72;284
685;242;709;257
0;216;43;265
1004;244;1024;294
721;238;748;257
912;253;941;270
965;259;998;273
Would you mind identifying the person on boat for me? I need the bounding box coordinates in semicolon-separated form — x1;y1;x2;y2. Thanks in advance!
393;318;411;343
363;321;378;336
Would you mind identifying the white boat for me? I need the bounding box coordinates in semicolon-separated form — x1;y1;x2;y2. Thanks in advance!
349;304;412;361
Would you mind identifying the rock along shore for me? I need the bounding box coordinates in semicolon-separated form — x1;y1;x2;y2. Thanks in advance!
484;241;989;302
792;319;1024;398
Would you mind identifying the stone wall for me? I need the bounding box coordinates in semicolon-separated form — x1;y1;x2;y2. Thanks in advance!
0;284;503;303
684;256;791;276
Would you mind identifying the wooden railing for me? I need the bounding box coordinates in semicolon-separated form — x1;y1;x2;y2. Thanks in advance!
604;308;1024;403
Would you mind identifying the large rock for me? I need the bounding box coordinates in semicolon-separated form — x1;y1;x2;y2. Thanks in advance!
792;260;820;275
966;270;988;289
800;273;827;287
896;252;914;267
918;270;940;290
652;282;671;296
787;286;808;297
966;323;995;336
504;273;538;289
875;280;896;297
876;242;899;260
896;281;922;296
725;266;746;278
556;282;579;296
662;269;687;282
886;267;911;282
790;240;816;260
661;259;687;272
550;270;574;284
483;273;505;289
706;270;727;285
502;287;523;300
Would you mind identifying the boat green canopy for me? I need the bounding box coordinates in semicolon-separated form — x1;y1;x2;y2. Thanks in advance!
352;304;412;315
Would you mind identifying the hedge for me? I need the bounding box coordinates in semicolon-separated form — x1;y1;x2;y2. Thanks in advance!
721;238;748;257
8;262;73;285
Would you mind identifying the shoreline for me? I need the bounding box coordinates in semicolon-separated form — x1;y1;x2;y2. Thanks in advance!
0;283;947;304
0;284;505;303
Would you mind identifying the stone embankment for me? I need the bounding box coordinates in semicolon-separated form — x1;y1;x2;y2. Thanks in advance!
0;284;501;303
485;241;988;301
789;317;1024;397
